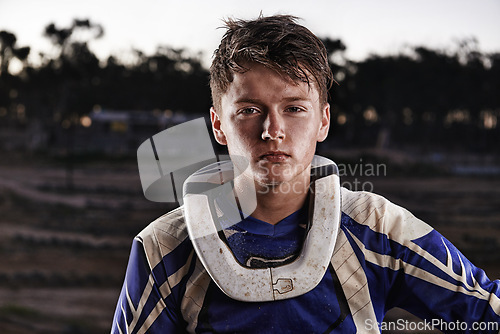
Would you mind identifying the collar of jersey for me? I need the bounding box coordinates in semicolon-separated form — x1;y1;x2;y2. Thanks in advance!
232;206;308;237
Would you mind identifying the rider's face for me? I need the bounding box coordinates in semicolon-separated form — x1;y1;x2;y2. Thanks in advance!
211;63;330;187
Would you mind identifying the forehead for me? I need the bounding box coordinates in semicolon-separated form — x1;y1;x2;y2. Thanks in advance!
222;63;320;106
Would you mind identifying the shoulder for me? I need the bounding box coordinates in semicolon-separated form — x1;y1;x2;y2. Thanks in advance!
138;206;187;246
340;187;433;242
136;206;190;267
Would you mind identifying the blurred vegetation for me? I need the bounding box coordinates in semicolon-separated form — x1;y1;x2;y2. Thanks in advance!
0;18;499;153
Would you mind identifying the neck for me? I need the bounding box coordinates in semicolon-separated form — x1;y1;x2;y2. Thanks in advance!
234;169;311;225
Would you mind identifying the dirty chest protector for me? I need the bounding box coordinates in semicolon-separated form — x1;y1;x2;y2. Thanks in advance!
183;155;341;302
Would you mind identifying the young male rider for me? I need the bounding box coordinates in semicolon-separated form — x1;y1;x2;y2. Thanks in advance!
112;15;500;333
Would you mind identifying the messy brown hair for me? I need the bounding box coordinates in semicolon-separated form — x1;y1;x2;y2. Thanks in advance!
210;15;333;112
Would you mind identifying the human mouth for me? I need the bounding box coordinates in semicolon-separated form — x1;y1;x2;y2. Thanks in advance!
260;151;290;163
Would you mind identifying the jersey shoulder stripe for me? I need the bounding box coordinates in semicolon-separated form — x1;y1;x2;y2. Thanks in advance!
341;187;434;242
138;206;196;292
340;187;500;324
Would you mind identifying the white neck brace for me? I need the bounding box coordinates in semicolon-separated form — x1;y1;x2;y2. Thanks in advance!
183;155;341;302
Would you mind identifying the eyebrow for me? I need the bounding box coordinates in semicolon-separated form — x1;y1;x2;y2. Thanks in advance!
282;96;311;103
234;96;312;105
234;98;263;105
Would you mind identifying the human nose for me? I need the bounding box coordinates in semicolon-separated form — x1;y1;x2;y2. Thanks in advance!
261;111;285;141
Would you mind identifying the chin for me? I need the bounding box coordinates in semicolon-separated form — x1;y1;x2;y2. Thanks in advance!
255;174;294;187
257;178;284;187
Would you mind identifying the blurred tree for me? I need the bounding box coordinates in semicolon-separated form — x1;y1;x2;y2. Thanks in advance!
348;42;500;152
2;20;498;156
321;38;356;147
96;46;210;113
42;19;103;118
39;19;103;188
44;19;103;59
0;30;30;76
0;30;30;129
488;53;500;110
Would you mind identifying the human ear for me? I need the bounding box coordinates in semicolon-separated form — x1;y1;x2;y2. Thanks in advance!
317;103;330;142
210;107;227;145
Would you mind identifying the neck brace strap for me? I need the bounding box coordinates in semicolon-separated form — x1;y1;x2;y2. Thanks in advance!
183;155;341;302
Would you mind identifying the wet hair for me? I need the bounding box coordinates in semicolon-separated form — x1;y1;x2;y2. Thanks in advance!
210;15;333;111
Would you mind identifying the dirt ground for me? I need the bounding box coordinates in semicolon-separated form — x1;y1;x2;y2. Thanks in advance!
0;152;499;333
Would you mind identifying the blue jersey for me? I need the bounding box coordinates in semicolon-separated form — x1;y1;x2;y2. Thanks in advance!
111;188;500;333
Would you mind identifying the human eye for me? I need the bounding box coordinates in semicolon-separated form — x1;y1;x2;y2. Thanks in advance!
238;107;260;115
285;106;306;113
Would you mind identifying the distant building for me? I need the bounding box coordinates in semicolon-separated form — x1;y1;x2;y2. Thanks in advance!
53;109;202;156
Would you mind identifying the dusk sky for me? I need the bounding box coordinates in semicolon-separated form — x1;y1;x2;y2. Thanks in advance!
1;0;499;67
